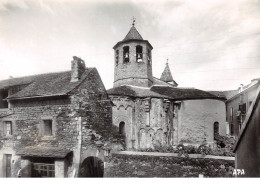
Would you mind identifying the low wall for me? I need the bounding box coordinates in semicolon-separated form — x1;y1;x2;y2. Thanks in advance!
106;151;235;177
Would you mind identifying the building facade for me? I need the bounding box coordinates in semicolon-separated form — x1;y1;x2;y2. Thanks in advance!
226;79;260;136
107;25;227;150
0;56;117;177
234;85;260;177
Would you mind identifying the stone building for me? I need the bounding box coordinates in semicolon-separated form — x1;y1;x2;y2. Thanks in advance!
107;25;227;150
225;79;260;136
0;56;116;177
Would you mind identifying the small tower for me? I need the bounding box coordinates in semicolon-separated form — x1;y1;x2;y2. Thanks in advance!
113;19;153;87
160;60;178;87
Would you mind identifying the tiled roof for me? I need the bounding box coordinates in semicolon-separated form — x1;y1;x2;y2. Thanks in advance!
16;146;72;158
153;77;174;87
160;63;174;83
107;85;225;100
123;26;143;41
1;68;94;99
0;72;68;90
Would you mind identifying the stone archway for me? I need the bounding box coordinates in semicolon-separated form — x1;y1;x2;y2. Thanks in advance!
79;157;104;177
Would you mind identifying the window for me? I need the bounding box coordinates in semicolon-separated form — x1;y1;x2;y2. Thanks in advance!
214;122;219;140
230;107;233;122
119;121;125;135
239;103;246;115
147;49;151;65
43;120;52;136
230;124;234;135
115;50;119;65
238;103;246;123
0;89;8;108
249;101;252;107
5;121;12;136
136;45;143;62
123;46;129;63
33;163;55;177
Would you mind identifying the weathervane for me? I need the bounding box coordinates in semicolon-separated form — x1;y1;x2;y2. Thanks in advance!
132;16;136;26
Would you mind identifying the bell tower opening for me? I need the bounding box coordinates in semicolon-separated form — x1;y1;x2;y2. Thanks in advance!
136;45;143;62
123;46;130;63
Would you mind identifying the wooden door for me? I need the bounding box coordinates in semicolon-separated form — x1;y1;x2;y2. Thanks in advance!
5;154;12;177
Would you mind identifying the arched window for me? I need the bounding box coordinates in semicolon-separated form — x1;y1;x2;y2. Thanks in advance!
119;121;125;135
123;46;129;63
136;45;143;62
115;49;119;65
214;122;219;140
147;49;151;65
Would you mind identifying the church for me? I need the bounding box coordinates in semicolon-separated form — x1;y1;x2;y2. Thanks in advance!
107;23;227;150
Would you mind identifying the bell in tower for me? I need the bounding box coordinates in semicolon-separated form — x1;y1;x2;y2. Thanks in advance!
113;19;153;87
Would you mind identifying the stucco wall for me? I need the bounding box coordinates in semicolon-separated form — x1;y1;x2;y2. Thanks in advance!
226;84;259;136
177;99;226;145
235;94;260;177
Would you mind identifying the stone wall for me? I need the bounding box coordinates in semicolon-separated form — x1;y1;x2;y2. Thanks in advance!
106;151;235;177
0;68;115;177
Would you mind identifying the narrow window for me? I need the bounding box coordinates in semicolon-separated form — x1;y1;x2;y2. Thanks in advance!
147;49;151;65
43;120;52;136
249;101;252;107
115;49;119;65
5;121;12;136
119;121;125;135
123;46;129;63
136;45;143;62
213;122;219;140
230;124;234;135
230;107;233;122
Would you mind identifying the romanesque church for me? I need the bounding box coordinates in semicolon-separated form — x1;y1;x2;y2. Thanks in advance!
107;24;227;150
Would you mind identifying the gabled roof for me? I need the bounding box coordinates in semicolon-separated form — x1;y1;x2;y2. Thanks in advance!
123;26;143;41
107;85;225;100
1;68;94;100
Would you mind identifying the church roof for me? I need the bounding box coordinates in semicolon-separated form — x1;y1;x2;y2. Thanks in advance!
123;26;143;41
0;68;94;100
107;85;226;100
160;62;174;83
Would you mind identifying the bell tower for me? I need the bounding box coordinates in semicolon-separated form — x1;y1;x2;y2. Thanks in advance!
113;20;153;87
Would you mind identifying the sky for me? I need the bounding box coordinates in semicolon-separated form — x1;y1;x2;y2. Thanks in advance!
0;0;260;91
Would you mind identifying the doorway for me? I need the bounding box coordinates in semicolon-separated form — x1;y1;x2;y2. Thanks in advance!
4;154;12;177
79;157;104;177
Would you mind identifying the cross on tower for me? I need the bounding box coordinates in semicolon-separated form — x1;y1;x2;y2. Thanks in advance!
166;58;169;64
132;17;136;26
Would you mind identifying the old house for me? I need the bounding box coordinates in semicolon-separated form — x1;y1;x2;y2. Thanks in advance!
0;56;115;178
233;85;260;177
107;24;227;150
226;79;260;136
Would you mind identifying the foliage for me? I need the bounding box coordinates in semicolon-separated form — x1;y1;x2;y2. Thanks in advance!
139;134;236;157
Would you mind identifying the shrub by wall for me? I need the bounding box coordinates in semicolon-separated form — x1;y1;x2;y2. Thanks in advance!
106;151;235;177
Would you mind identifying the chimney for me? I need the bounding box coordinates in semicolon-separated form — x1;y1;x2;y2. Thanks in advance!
71;56;86;82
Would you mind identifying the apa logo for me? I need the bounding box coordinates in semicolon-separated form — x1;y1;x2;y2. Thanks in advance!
232;169;245;176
